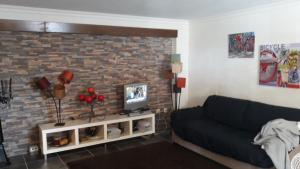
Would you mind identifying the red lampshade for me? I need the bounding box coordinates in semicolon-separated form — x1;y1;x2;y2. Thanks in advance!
36;77;51;91
54;84;66;99
176;77;186;88
59;70;74;84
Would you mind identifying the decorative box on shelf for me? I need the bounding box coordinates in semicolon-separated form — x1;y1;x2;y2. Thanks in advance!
39;112;155;159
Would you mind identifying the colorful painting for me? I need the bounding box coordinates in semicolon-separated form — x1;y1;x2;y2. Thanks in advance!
228;32;255;58
259;43;300;88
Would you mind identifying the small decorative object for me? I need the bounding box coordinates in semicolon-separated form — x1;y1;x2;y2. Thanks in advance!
50;135;69;147
85;126;98;137
259;43;300;88
36;70;74;126
107;126;121;139
228;32;255;58
166;54;186;111
137;120;152;132
78;87;105;122
0;77;13;165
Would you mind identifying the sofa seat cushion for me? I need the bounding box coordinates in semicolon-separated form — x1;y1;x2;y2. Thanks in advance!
175;118;273;168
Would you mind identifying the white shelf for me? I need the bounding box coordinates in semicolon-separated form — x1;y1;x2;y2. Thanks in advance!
132;131;154;137
39;112;155;157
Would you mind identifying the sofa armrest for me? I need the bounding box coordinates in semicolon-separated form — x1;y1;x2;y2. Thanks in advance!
290;145;300;158
171;106;204;123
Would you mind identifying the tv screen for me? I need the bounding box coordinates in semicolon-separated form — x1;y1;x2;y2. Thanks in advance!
124;83;148;111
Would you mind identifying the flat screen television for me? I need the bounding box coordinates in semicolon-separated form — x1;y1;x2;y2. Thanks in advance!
124;83;148;112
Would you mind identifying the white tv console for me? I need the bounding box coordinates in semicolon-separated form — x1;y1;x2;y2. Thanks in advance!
39;112;155;159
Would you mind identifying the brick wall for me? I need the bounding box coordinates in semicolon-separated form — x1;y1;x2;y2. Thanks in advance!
0;31;175;156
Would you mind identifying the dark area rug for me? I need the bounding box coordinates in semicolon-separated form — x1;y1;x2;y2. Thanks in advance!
67;141;229;169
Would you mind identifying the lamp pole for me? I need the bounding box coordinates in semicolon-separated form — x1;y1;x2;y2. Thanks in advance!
174;73;178;111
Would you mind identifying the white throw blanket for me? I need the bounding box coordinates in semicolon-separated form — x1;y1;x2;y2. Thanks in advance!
253;119;300;169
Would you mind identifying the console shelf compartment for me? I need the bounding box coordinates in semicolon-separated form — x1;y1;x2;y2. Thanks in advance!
39;112;155;159
79;125;105;145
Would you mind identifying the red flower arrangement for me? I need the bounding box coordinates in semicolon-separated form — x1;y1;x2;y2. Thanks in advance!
78;87;105;122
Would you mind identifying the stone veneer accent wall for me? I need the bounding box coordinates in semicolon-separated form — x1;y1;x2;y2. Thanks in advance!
0;31;175;156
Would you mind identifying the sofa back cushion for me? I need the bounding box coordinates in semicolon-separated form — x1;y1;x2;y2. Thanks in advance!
203;95;249;130
203;95;300;133
243;101;300;133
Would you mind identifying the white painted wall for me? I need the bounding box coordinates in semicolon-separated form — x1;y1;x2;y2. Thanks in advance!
0;5;189;107
189;0;300;109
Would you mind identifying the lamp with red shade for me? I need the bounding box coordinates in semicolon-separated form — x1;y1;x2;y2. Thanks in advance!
167;54;187;110
175;77;186;109
36;71;74;126
54;84;66;126
176;77;186;88
36;77;51;91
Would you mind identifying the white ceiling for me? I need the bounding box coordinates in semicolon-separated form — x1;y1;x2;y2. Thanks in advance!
0;0;286;19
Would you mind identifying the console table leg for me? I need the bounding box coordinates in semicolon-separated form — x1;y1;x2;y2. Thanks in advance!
44;154;47;160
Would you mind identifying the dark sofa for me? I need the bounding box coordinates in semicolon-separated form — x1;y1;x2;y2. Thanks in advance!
171;95;300;168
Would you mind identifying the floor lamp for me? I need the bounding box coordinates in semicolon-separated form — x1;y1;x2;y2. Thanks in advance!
171;54;186;111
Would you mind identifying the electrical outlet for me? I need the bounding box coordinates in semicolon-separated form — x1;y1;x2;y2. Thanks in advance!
29;145;39;153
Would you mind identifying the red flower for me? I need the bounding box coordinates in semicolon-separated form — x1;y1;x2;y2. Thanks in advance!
87;87;95;94
92;94;97;100
79;95;86;101
85;96;93;104
98;95;105;102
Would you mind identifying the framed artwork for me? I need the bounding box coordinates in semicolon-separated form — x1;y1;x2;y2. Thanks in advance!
259;43;300;88
228;32;255;58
